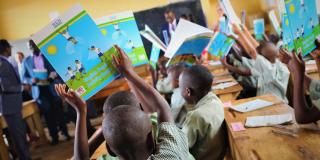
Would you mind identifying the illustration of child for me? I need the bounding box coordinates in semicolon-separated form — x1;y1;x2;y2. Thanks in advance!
59;26;78;44
295;28;301;39
300;25;305;37
89;46;105;62
65;66;77;85
114;23;120;32
310;18;314;29
75;60;86;77
128;40;135;49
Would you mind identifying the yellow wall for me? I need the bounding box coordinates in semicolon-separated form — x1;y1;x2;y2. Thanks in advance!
0;0;265;40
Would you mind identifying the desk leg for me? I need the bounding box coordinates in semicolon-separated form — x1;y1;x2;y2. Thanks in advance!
0;128;9;160
32;113;47;144
25;117;36;134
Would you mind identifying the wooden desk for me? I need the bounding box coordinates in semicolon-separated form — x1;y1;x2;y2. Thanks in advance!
306;63;319;80
91;141;108;159
225;94;320;160
212;75;243;102
0;100;46;160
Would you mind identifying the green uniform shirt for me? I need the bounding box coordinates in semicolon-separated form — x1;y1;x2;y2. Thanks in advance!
250;55;290;103
309;79;320;111
182;92;226;160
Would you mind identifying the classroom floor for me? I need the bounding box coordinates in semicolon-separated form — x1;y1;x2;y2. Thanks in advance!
29;116;103;160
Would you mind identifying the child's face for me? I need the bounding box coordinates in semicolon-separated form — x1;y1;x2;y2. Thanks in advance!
158;63;167;76
168;70;178;89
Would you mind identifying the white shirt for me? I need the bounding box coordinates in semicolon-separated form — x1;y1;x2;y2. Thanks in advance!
76;63;82;70
169;19;177;36
171;88;186;120
250;55;290;103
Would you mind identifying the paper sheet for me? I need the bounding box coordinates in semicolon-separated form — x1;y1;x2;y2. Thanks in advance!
212;81;237;90
245;113;293;127
230;99;274;113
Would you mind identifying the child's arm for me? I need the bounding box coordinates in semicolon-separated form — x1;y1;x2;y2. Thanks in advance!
241;24;260;48
233;24;258;59
112;45;173;123
88;127;105;156
285;52;320;123
221;57;251;76
55;84;89;159
148;64;158;88
310;48;320;73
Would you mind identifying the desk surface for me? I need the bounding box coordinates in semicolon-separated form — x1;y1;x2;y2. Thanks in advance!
225;94;320;160
212;75;243;98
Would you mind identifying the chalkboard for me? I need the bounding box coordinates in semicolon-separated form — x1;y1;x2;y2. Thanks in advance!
134;0;207;58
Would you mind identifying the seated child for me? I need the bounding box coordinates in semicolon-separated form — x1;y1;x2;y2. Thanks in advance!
166;63;187;124
155;57;173;94
232;24;290;103
280;43;320;123
55;45;189;160
178;65;226;160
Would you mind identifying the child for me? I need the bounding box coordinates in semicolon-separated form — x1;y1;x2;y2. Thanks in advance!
166;63;187;124
155;57;173;94
232;24;290;103
55;45;189;159
178;65;226;160
59;26;78;44
75;60;86;77
89;46;104;62
280;43;320;123
65;66;77;84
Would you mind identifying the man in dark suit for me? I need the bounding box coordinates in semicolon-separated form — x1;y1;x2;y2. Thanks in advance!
22;40;70;145
0;39;31;160
161;9;179;45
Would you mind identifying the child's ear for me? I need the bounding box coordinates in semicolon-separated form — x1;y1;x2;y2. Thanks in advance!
105;143;117;157
186;88;192;97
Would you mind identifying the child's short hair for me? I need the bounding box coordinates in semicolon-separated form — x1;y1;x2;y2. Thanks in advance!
167;63;188;80
182;65;213;95
102;105;151;158
256;41;274;54
103;91;140;113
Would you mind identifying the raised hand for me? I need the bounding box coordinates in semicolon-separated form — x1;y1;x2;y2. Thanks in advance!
112;45;134;77
55;84;86;113
279;48;292;65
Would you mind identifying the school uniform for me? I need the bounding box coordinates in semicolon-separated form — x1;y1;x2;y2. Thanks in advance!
156;77;173;93
171;88;186;120
250;55;290;103
309;79;320;110
181;92;226;160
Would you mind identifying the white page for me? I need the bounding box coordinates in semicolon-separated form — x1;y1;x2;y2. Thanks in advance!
208;60;222;66
164;19;214;58
212;82;237;90
230;99;274;113
140;25;167;52
268;10;281;35
219;0;241;24
245;113;293;127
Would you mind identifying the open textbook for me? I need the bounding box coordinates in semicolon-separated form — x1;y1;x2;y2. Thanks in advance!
95;11;148;66
207;32;235;60
282;13;295;51
253;19;265;40
245;113;293;127
282;0;320;56
31;4;120;100
140;25;167;52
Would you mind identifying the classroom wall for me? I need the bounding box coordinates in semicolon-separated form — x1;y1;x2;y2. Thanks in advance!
0;0;265;40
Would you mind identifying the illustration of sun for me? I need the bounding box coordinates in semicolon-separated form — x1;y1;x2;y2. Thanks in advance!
101;29;107;36
289;4;295;13
285;19;289;26
47;45;57;55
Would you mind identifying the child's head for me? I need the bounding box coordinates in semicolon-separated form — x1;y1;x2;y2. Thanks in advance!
103;91;140;114
167;63;187;89
102;91;154;159
75;60;80;64
102;106;153;159
67;66;72;71
179;65;213;104
158;57;169;76
256;41;278;62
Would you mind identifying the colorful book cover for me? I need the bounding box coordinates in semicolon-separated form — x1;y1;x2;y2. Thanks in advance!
167;54;196;67
284;0;320;56
149;45;161;69
253;19;265;40
207;32;235;60
95;11;149;66
281;13;295;51
33;69;48;80
164;19;214;66
31;4;120;100
219;0;241;24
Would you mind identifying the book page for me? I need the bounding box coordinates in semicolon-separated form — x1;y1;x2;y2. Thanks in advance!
140;25;167;52
245;113;293;127
230;99;274;113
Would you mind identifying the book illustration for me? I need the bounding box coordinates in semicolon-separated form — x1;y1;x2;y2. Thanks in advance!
283;0;320;56
253;19;265;40
207;32;234;60
31;4;120;100
149;45;161;69
95;11;148;66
